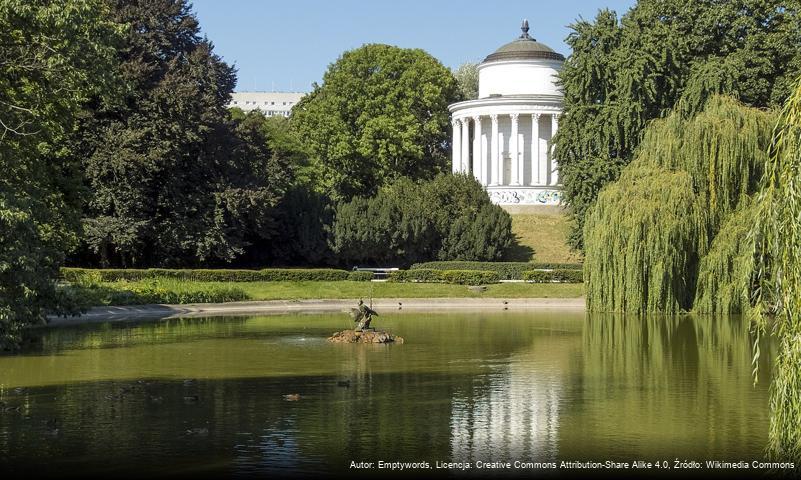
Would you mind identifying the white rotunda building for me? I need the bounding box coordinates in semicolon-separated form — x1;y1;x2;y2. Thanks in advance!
449;20;564;206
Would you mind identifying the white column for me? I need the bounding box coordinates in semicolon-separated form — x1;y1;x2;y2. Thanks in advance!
490;114;499;186
473;116;483;185
531;113;541;185
550;114;559;185
461;117;471;176
510;113;520;185
452;119;461;173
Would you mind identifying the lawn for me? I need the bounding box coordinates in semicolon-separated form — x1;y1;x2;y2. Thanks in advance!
78;280;584;307
504;213;583;263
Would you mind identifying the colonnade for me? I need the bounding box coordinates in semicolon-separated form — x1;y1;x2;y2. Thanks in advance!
451;113;560;187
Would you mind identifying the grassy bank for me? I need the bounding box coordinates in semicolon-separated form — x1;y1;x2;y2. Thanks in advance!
65;279;584;308
504;213;582;263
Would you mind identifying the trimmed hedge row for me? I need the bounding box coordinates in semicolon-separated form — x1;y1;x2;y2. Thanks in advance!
61;267;358;283
522;269;584;283
409;261;583;280
346;271;375;281
388;269;499;285
62;282;250;307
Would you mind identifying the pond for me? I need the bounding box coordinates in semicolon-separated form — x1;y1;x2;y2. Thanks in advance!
0;311;777;477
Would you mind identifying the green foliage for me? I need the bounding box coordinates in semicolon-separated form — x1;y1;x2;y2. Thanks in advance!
330;174;513;266
439;204;512;262
410;261;583;280
0;0;122;349
439;270;499;286
584;96;775;314
270;186;335;266
556;1;801;249
522;270;584;283
290;44;459;200
388;269;499;285
388;269;444;283
453;62;479;100
693;200;757;314
346;271;374;282
61;268;352;283
751;76;801;464
65;279;249;307
76;0;293;268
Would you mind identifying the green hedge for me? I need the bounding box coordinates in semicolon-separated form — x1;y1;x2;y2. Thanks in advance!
409;261;583;280
388;269;444;283
61;268;352;283
440;270;500;285
61;281;250;307
346;271;374;281
388;269;499;285
522;269;584;283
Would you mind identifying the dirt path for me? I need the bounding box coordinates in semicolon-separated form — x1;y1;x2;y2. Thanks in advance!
46;297;585;327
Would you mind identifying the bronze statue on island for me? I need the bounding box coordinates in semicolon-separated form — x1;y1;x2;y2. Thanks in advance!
350;299;378;331
328;299;402;344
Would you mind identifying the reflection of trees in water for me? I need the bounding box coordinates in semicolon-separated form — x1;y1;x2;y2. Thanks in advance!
568;313;776;459
2;312;588;474
448;334;580;464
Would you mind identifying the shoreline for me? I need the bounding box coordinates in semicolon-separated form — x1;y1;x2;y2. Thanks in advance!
45;297;585;327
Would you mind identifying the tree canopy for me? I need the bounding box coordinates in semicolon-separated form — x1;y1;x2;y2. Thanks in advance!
330;174;512;266
453;62;479;101
0;0;122;348
583;95;775;315
290;44;459;200
76;0;294;268
555;0;801;250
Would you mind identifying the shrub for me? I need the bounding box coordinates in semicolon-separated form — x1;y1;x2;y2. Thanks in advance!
439;204;512;261
410;261;583;280
388;269;498;285
523;269;584;283
60;267;351;283
347;271;374;281
388;269;444;283
330;174;514;266
440;270;499;285
60;280;249;307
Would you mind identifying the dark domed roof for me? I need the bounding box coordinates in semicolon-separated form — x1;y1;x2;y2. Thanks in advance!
483;20;565;63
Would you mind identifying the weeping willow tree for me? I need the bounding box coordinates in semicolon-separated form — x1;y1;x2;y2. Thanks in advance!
584;96;776;314
751;77;801;464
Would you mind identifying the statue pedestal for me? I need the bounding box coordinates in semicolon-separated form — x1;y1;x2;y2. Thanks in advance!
327;329;403;344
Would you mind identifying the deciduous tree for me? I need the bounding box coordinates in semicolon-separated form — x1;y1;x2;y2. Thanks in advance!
291;44;459;200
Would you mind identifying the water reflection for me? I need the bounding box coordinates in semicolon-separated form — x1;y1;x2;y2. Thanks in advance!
0;311;776;476
450;334;575;463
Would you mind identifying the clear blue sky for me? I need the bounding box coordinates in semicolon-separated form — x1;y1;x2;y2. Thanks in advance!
192;0;636;93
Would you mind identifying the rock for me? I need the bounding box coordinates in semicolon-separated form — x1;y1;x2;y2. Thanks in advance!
327;329;403;344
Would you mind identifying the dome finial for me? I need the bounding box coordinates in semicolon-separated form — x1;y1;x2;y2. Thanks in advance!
520;19;531;39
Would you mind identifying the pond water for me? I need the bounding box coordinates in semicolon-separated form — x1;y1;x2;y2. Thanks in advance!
0;311;777;477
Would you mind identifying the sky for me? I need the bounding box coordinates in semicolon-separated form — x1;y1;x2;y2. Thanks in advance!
192;0;637;93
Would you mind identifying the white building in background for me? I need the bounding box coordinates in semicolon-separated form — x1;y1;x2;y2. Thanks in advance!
449;20;564;206
229;91;305;117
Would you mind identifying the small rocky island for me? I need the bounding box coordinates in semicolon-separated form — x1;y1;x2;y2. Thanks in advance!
328;300;403;344
327;329;403;344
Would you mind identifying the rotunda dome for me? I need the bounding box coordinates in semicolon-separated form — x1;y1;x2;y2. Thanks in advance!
478;20;564;99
